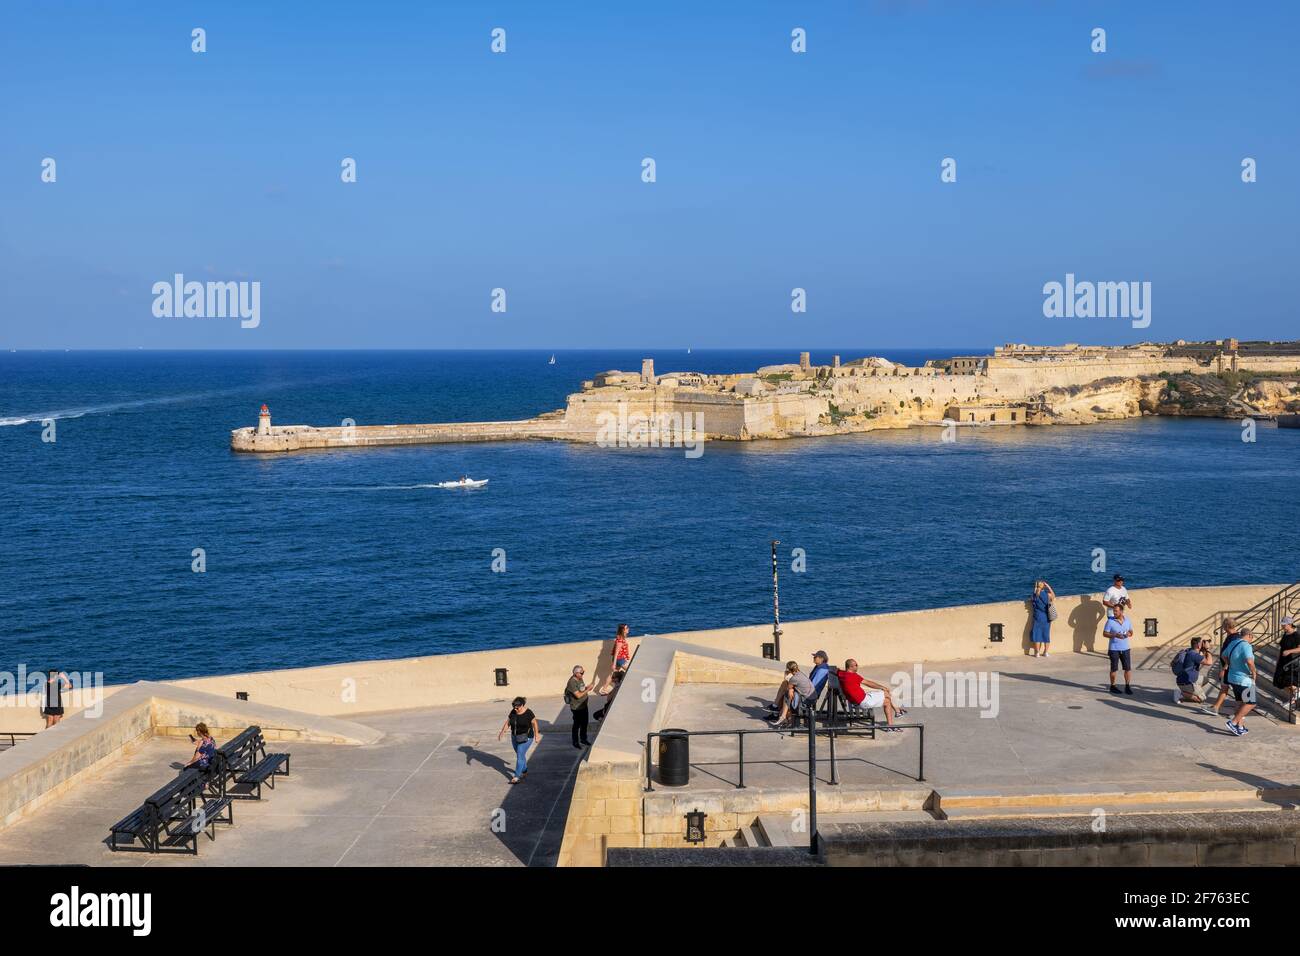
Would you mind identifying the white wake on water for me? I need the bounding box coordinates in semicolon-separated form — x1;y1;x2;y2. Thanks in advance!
0;378;350;427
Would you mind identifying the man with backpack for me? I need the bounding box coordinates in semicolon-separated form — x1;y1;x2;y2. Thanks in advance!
1170;637;1212;705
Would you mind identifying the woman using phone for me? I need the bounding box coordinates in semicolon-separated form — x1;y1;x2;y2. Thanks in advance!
184;722;217;772
1031;580;1056;658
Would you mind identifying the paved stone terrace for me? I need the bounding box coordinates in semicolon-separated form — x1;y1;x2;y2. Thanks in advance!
2;650;1298;868
660;651;1300;797
0;696;589;867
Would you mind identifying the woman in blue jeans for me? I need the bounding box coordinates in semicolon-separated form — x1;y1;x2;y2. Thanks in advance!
498;697;541;785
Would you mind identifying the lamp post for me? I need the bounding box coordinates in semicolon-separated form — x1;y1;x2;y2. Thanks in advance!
771;539;783;662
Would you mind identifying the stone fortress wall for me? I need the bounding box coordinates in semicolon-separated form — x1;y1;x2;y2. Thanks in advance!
230;339;1300;451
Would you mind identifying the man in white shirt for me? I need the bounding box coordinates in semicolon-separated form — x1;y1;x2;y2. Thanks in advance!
1102;574;1132;620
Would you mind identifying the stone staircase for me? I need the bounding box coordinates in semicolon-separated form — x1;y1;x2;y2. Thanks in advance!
932;785;1300;821
722;808;941;847
1140;581;1300;724
1214;582;1299;722
719;783;1300;848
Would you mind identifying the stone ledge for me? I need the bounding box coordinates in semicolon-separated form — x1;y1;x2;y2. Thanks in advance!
607;846;822;867
821;809;1300;855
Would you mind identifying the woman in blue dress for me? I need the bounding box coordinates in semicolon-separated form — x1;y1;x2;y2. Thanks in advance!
1031;580;1056;658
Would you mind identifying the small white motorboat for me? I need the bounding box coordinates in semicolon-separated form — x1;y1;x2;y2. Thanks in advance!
435;477;489;489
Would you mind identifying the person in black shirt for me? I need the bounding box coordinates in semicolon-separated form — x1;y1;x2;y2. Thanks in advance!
42;668;72;727
498;697;540;784
1273;616;1300;709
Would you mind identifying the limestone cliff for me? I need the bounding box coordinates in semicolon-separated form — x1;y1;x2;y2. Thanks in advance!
1032;372;1300;425
1032;376;1155;425
1154;372;1300;419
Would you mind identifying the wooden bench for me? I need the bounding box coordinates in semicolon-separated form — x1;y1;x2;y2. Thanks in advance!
815;672;877;738
109;768;233;854
151;770;234;854
211;726;261;795
217;725;291;800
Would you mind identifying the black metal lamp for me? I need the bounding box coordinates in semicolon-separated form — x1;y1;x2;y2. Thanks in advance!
1144;618;1158;638
761;642;776;660
685;809;707;844
494;668;509;687
989;623;1004;643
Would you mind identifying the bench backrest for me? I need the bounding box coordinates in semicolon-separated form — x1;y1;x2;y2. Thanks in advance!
215;726;261;769
147;769;203;820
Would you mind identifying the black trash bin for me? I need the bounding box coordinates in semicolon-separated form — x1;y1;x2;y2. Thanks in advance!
657;728;690;787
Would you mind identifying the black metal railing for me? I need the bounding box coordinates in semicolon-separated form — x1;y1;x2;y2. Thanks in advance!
643;704;925;854
0;732;36;751
1200;581;1300;724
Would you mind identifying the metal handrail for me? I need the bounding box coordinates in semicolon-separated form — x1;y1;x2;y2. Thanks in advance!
1202;581;1300;723
0;732;36;750
643;706;925;854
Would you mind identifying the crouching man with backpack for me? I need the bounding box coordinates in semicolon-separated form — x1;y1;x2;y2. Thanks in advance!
1171;637;1212;705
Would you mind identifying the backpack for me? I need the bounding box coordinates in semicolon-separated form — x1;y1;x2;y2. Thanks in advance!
1170;650;1187;676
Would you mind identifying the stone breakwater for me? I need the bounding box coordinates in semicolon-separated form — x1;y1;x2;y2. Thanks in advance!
230;340;1300;453
230;415;569;452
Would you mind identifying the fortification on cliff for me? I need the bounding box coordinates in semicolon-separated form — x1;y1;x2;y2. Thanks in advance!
230;338;1300;452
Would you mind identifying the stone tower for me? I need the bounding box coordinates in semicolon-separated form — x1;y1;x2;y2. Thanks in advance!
641;358;655;384
257;403;271;436
799;351;811;370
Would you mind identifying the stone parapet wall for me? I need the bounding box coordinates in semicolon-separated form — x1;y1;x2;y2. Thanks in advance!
819;811;1300;867
3;584;1278;733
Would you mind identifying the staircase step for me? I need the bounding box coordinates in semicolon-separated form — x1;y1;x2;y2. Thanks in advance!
818;809;940;825
755;814;796;847
938;786;1273;811
939;797;1298;822
736;824;766;847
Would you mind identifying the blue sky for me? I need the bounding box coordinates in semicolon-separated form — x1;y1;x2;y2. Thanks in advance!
1;0;1296;350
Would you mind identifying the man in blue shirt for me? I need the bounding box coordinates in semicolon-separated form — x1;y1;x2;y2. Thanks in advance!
1105;604;1135;695
809;651;831;697
1171;637;1212;705
1222;629;1258;736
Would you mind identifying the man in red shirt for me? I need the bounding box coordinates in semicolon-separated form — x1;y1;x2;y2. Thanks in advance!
837;659;900;730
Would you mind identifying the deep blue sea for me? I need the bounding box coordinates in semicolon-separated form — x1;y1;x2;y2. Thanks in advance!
1;350;1296;684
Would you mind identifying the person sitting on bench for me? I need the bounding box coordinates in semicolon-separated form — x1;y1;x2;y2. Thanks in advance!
767;652;830;717
838;660;902;731
768;661;815;728
184;723;217;772
808;651;831;696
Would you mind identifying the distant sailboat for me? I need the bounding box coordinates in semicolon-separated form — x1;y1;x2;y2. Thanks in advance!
687;347;691;354
548;355;556;365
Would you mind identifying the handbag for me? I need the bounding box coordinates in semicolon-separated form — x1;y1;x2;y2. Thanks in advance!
1047;602;1059;622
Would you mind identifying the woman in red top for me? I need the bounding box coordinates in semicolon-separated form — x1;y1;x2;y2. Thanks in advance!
611;624;631;672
